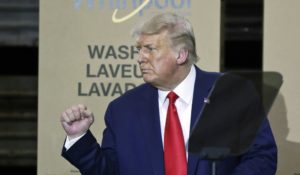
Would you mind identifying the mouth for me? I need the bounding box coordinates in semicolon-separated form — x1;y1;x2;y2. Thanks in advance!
141;68;153;74
140;67;151;74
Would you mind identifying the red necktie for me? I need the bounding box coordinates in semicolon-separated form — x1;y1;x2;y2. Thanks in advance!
164;91;187;175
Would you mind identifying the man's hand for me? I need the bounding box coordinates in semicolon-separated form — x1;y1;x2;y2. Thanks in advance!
60;104;94;140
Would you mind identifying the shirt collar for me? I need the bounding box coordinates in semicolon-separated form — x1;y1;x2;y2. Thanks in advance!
158;65;196;105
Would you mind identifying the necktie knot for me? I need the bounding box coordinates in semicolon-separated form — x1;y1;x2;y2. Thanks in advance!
167;91;178;104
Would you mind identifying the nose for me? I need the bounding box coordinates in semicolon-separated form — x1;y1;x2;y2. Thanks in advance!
137;49;148;64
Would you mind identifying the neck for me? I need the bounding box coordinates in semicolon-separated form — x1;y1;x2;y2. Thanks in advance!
157;65;192;91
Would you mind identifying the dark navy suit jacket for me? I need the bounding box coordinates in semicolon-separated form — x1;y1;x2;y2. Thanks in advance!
62;67;277;175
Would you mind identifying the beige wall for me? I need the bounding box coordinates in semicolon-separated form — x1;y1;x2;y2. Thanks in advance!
38;0;220;174
264;0;300;174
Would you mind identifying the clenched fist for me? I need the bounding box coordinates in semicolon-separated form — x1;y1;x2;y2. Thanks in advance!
60;104;94;140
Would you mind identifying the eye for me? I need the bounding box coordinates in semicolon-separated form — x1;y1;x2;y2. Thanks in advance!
145;46;156;52
136;46;141;51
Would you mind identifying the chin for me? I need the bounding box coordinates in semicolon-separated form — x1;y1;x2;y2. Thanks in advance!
142;75;155;84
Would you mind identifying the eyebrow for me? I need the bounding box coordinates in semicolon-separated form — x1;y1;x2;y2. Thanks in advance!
135;43;155;48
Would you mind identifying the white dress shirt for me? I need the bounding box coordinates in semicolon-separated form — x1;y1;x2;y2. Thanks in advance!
158;65;196;156
64;133;85;150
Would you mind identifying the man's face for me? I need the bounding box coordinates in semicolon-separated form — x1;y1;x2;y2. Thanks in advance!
135;31;179;90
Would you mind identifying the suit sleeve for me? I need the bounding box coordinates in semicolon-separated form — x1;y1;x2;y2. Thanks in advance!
231;118;277;175
61;104;119;175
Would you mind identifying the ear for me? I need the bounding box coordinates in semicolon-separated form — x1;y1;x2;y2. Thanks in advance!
176;48;189;65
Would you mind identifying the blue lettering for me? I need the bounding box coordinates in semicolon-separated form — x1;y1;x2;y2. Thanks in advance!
73;0;95;9
98;0;104;9
73;0;191;17
116;0;127;9
155;0;168;9
171;0;184;9
107;0;128;9
88;0;94;9
187;0;191;8
74;0;82;10
109;0;114;8
141;0;153;16
133;0;145;16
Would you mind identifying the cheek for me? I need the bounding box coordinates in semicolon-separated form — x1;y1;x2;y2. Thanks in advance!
153;57;176;74
151;56;166;69
149;50;177;71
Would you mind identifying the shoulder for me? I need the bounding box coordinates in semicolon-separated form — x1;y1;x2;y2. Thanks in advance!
194;65;222;84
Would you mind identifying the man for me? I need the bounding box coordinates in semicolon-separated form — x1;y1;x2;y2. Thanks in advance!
61;13;277;175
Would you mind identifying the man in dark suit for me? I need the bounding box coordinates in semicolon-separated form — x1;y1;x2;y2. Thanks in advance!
61;13;277;175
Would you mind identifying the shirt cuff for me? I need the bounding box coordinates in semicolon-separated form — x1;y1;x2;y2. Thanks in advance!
64;133;86;150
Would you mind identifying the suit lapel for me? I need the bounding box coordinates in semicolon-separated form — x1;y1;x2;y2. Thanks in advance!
138;84;165;175
188;67;219;175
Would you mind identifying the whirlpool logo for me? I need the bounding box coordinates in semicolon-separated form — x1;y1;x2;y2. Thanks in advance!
73;0;191;23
